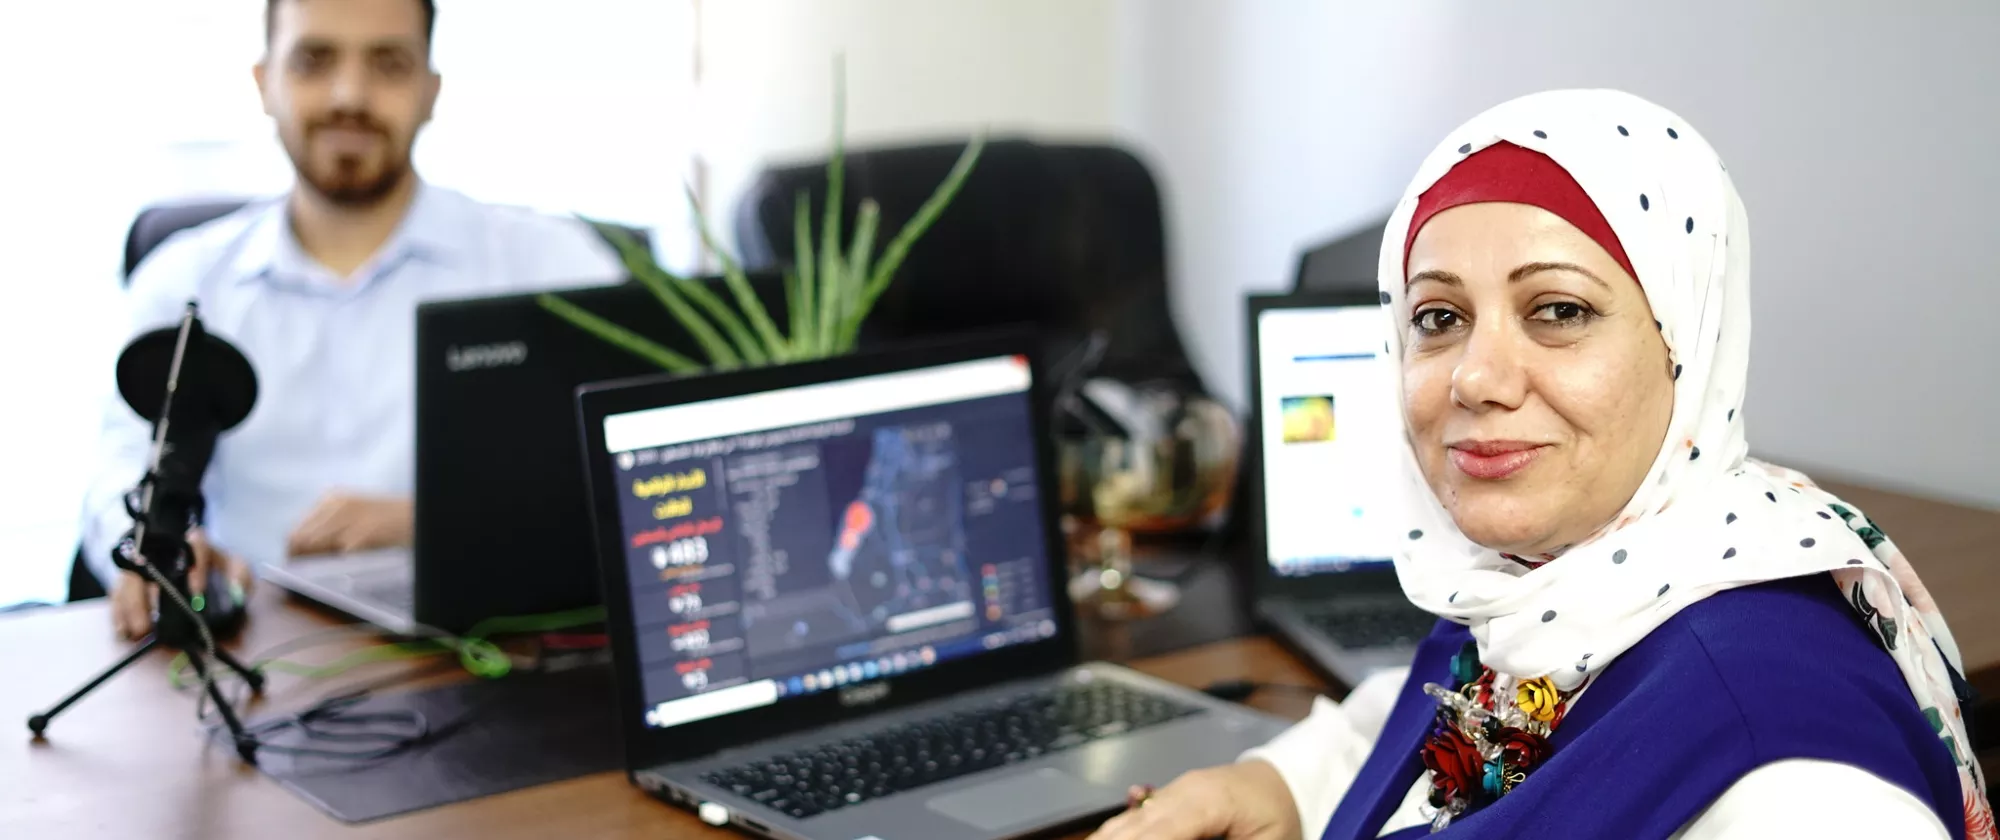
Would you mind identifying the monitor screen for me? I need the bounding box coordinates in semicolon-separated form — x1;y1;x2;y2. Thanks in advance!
599;355;1059;730
1256;305;1402;577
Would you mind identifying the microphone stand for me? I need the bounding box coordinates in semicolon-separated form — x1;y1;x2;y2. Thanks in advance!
26;304;266;763
28;545;266;762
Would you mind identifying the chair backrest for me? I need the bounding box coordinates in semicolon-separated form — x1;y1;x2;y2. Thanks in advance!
121;198;654;288
732;138;1204;390
123;200;252;284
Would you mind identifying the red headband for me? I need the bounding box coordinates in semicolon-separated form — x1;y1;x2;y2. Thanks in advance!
1403;141;1637;282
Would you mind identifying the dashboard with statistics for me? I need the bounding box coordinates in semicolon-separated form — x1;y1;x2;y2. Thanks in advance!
601;357;1060;730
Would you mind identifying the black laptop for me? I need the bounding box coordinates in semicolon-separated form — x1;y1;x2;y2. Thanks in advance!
1245;291;1436;688
574;331;1287;839
263;275;784;634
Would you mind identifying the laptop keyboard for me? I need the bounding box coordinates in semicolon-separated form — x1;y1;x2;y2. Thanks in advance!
1302;605;1436;649
700;680;1202;820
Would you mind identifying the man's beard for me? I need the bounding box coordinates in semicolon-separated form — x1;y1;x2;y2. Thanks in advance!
284;117;412;208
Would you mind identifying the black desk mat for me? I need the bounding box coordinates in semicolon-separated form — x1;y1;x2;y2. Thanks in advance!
226;665;622;824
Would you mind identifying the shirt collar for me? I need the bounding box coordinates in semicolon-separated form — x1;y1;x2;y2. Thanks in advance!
228;180;469;290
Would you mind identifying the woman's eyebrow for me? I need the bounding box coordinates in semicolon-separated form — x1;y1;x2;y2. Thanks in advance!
1407;269;1461;288
1510;261;1611;292
1406;263;1610;291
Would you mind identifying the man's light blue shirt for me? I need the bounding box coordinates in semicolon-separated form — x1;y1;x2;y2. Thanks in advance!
80;182;624;584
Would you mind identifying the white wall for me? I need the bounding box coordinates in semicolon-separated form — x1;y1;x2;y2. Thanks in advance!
0;0;1116;607
695;0;1119;258
0;0;695;607
1114;0;2000;508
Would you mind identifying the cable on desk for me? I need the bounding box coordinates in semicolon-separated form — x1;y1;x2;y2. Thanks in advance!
171;604;608;690
240;689;432;761
170;605;607;761
226;657;462;761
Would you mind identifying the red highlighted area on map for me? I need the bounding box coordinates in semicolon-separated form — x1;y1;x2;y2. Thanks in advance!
838;500;876;550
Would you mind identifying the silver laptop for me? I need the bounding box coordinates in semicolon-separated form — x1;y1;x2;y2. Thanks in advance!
259;548;419;635
1246;293;1437;689
576;332;1289;840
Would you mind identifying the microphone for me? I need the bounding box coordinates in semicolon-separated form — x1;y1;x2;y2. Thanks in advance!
29;300;267;760
110;301;258;582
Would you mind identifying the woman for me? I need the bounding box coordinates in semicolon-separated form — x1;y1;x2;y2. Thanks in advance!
1091;90;1992;839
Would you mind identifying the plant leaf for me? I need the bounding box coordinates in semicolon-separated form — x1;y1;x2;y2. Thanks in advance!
670;267;770;366
782;265;804;355
816;54;848;357
536;293;703;373
669;194;776;365
838;199;881;352
816;238;841;358
616;208;767;366
844;134;986;347
686;187;789;364
791;189;817;355
586;216;741;369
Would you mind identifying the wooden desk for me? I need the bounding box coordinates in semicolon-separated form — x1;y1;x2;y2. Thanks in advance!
2;589;1326;840
1817;480;2000;696
6;480;1989;838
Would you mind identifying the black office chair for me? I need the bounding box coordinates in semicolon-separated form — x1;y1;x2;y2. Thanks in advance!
66;199;651;601
122;200;256;284
733;137;1205;391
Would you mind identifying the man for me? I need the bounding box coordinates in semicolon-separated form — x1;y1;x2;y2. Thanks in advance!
80;0;625;638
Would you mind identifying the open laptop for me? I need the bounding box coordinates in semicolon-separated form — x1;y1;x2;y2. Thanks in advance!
575;331;1288;840
261;274;784;634
1246;292;1436;689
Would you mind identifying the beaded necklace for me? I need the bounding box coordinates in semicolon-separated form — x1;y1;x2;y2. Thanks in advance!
1417;641;1588;832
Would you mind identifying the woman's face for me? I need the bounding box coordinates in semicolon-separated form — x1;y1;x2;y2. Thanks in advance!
1402;202;1674;556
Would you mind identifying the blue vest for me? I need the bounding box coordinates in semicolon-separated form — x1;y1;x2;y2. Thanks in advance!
1320;574;1967;839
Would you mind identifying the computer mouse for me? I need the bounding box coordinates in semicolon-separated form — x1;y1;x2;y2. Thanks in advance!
190;568;248;639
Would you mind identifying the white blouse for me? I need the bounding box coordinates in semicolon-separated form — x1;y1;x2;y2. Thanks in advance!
1238;668;1951;839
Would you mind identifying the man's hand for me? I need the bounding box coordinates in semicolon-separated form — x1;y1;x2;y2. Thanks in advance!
1087;760;1302;840
111;529;252;640
110;570;157;641
286;493;414;558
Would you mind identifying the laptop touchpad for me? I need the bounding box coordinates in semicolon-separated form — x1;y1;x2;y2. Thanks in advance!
925;767;1115;831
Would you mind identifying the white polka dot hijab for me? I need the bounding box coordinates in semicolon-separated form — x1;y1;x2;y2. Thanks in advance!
1375;89;1991;828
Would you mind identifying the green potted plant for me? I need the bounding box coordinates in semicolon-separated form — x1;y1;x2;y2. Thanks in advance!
538;66;985;373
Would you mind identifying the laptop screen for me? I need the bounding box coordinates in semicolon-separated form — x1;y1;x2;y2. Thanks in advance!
598;354;1060;730
1256;304;1401;577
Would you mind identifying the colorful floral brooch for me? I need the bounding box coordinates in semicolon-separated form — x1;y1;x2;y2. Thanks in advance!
1418;641;1581;832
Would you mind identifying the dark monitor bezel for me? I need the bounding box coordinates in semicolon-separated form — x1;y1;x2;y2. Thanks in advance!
410;275;784;633
575;327;1080;769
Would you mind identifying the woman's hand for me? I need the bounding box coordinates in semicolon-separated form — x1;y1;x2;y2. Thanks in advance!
1087;759;1303;840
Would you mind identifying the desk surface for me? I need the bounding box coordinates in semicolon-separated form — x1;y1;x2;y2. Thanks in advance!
1816;479;2000;695
2;586;1325;840
7;478;1992;839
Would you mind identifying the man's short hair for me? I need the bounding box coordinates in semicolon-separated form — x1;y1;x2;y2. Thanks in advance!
264;0;438;48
